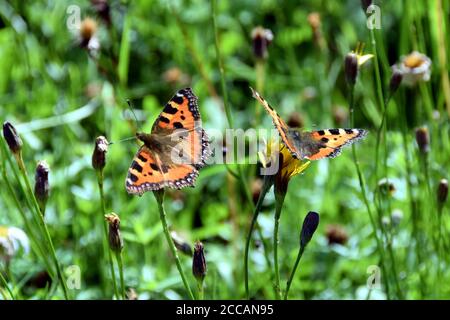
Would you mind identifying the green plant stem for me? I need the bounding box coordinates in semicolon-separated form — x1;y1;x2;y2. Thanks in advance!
273;192;285;300
284;246;304;300
197;279;204;300
244;177;272;299
0;270;14;300
154;190;195;300
116;252;126;300
97;172;120;299
348;87;391;299
211;0;233;128
16;153;70;300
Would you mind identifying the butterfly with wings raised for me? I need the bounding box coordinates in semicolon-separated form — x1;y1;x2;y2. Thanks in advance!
126;88;211;195
251;88;367;160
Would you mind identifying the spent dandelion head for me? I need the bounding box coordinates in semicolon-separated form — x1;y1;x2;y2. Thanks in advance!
377;178;396;197
34;160;50;213
105;213;123;253
251;26;273;60
79;17;100;53
0;226;29;265
392;51;431;87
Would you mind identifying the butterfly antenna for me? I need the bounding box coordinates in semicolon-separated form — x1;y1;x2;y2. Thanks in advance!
126;99;142;131
108;136;136;145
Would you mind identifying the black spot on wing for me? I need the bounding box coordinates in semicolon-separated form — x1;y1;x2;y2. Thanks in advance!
131;161;143;173
137;154;147;162
321;137;329;143
329;129;340;135
164;103;178;114
150;163;159;171
317;130;325;136
171;95;184;105
129;173;138;182
173;122;184;129
159;116;170;124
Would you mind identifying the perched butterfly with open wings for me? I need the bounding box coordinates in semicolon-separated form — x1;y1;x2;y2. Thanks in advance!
126;88;211;195
251;88;367;160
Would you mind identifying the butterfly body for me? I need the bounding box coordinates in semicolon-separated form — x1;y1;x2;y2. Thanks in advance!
251;88;367;160
126;88;210;195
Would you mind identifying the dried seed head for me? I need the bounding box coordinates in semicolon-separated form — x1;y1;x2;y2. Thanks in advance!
344;53;358;86
171;231;192;256
377;178;396;196
415;127;430;154
361;0;373;12
287;112;304;129
300;211;320;249
325;224;348;245
389;70;403;95
192;241;206;281
251;26;273;60
437;179;448;205
2;121;22;154
332;106;348;126
80;18;97;47
105;213;123;253
34;160;50;211
92;136;108;171
90;0;111;25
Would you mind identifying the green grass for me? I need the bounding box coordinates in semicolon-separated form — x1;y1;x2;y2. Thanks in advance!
0;0;449;300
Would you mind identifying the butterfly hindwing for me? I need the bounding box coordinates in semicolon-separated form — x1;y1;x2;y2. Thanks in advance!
300;128;367;160
126;146;199;195
126;88;210;194
251;88;302;159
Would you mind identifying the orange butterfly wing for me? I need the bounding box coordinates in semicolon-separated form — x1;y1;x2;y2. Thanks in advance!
251;88;302;159
126;88;210;195
151;88;210;169
302;128;367;160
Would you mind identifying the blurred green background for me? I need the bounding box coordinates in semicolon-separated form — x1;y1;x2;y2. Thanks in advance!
0;0;449;299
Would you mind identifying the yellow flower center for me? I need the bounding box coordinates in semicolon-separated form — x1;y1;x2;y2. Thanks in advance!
404;54;425;68
0;226;8;238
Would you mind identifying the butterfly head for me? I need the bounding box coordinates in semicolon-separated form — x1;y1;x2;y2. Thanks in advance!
136;132;153;146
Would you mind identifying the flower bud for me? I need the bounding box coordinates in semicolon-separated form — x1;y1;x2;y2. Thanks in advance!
105;213;123;253
79;17;98;48
300;211;320;249
92;136;108;171
251;26;273;60
192;241;206;281
437;179;448;205
389;70;403;95
287;112;304;129
344;53;358;86
415;127;430;154
34;160;50;212
2;121;22;154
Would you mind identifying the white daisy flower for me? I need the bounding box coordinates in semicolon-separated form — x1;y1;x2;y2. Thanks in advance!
393;51;432;87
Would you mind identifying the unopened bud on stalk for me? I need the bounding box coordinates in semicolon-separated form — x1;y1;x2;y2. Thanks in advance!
192;241;206;281
415;127;430;154
34;160;50;213
389;70;403;95
251;26;273;60
344;53;358;87
437;179;448;205
2;121;22;155
300;211;320;249
92;136;108;171
361;0;373;12
90;0;111;26
105;213;123;253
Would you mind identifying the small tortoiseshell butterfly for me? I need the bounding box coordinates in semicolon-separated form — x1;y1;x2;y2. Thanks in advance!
126;88;211;195
251;88;367;160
